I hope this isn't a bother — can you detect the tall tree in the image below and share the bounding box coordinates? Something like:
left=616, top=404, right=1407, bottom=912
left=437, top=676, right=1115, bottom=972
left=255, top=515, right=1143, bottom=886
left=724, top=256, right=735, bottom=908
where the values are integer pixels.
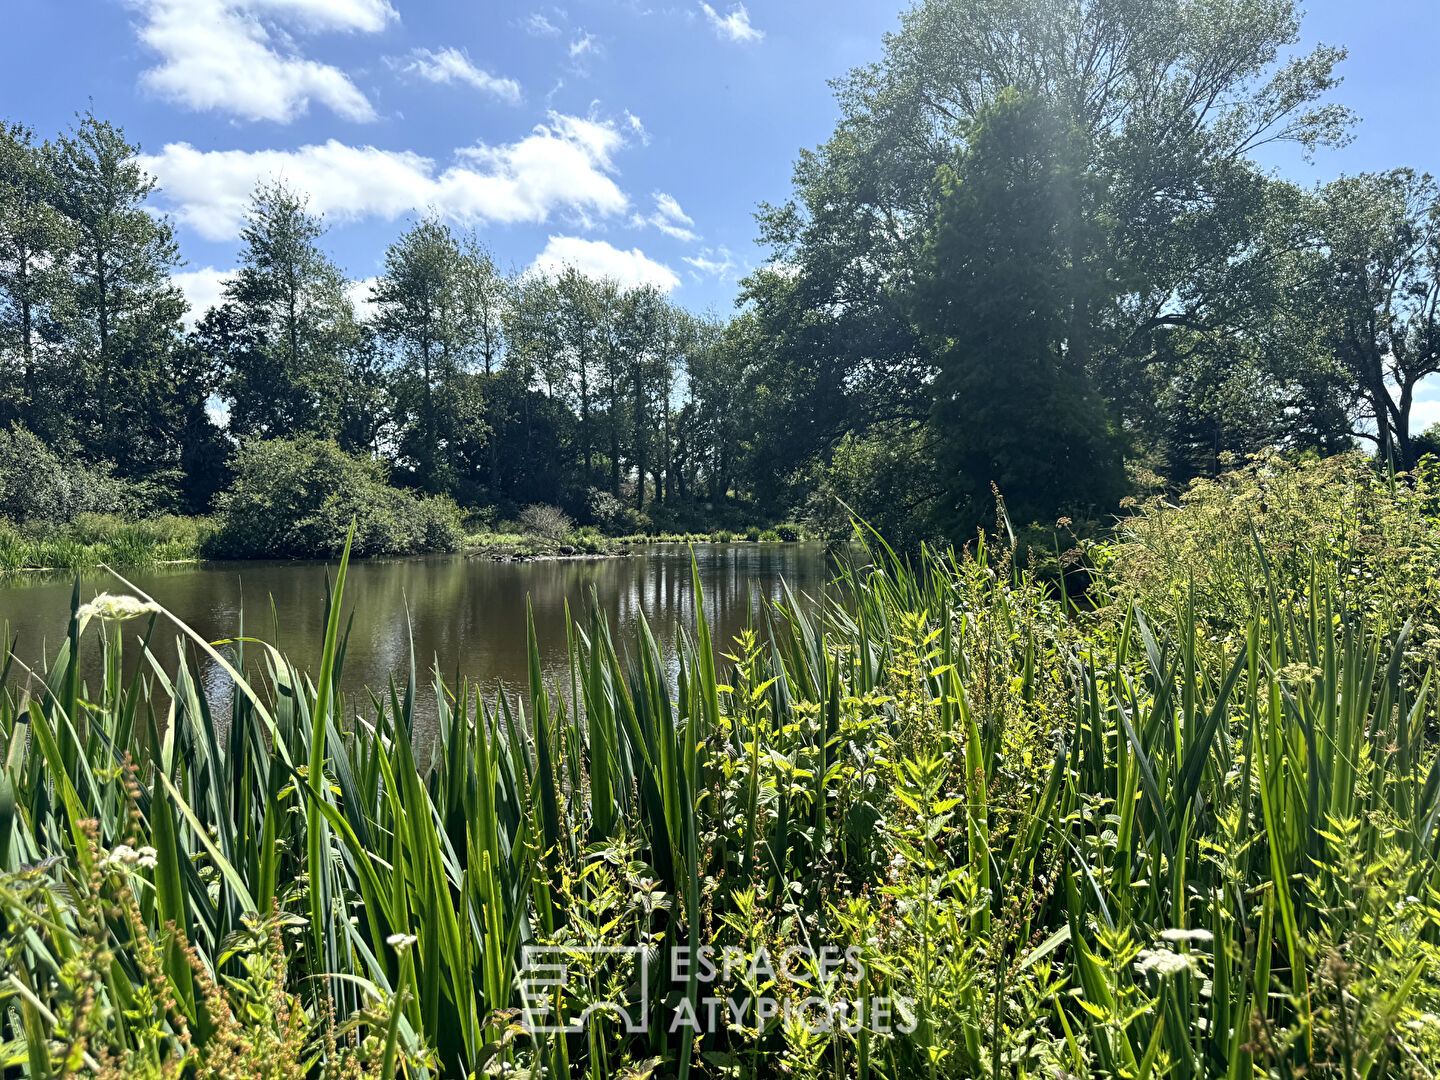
left=0, top=123, right=73, bottom=434
left=1302, top=170, right=1440, bottom=468
left=686, top=314, right=755, bottom=503
left=371, top=216, right=463, bottom=491
left=595, top=277, right=629, bottom=498
left=753, top=0, right=1354, bottom=501
left=554, top=266, right=603, bottom=479
left=914, top=92, right=1125, bottom=532
left=54, top=111, right=187, bottom=471
left=221, top=180, right=357, bottom=442
left=618, top=285, right=667, bottom=511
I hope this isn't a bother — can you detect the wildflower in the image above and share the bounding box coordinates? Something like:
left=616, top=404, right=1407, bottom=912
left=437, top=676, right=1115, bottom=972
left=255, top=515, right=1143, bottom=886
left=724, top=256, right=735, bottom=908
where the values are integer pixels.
left=1135, top=948, right=1198, bottom=977
left=1160, top=927, right=1214, bottom=944
left=78, top=594, right=162, bottom=623
left=387, top=933, right=418, bottom=949
left=101, top=843, right=148, bottom=869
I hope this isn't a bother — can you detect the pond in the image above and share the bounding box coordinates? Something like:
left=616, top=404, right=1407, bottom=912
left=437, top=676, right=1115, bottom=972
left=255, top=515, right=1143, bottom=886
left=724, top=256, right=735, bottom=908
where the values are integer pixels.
left=0, top=543, right=849, bottom=747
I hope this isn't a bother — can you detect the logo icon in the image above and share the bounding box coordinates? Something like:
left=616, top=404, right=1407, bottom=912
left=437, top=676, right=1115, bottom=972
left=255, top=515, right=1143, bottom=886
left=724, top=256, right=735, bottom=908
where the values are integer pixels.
left=519, top=945, right=652, bottom=1034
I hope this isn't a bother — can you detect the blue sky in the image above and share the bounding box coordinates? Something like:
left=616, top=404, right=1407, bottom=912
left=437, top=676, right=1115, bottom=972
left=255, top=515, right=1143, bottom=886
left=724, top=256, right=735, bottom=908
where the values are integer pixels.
left=4, top=0, right=1440, bottom=425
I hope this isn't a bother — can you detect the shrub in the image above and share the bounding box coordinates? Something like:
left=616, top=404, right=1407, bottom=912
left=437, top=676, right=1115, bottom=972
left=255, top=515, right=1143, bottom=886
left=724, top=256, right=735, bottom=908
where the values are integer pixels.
left=517, top=503, right=574, bottom=545
left=587, top=488, right=624, bottom=531
left=1101, top=449, right=1440, bottom=646
left=775, top=522, right=804, bottom=542
left=804, top=420, right=941, bottom=550
left=587, top=487, right=650, bottom=535
left=744, top=524, right=762, bottom=542
left=210, top=437, right=463, bottom=559
left=0, top=513, right=213, bottom=570
left=570, top=526, right=610, bottom=554
left=0, top=423, right=141, bottom=523
left=1416, top=421, right=1440, bottom=461
left=759, top=528, right=781, bottom=542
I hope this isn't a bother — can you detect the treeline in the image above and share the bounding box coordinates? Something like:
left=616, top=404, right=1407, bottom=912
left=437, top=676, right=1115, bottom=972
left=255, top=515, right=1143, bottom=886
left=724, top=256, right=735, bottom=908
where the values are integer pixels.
left=0, top=117, right=757, bottom=528
left=6, top=0, right=1440, bottom=549
left=738, top=0, right=1440, bottom=544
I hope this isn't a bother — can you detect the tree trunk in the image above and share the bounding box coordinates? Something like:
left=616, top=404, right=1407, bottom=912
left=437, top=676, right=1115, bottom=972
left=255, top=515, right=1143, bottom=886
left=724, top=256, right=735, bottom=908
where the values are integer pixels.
left=633, top=367, right=646, bottom=512
left=580, top=362, right=592, bottom=476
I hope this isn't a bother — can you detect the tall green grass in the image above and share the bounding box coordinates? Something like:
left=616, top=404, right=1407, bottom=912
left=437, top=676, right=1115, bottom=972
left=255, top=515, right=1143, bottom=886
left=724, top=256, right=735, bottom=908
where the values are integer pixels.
left=0, top=513, right=211, bottom=572
left=2, top=495, right=1439, bottom=1076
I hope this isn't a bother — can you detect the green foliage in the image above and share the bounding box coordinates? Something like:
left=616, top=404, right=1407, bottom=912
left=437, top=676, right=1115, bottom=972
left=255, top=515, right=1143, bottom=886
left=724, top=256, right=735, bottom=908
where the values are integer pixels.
left=218, top=180, right=366, bottom=446
left=804, top=420, right=939, bottom=549
left=209, top=436, right=463, bottom=559
left=0, top=512, right=210, bottom=571
left=915, top=92, right=1126, bottom=536
left=4, top=453, right=1439, bottom=1079
left=1103, top=449, right=1440, bottom=645
left=0, top=423, right=140, bottom=523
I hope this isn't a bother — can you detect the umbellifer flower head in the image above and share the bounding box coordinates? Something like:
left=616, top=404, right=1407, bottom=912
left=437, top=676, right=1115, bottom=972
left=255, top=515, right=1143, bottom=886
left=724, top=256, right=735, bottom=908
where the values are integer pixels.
left=1135, top=948, right=1199, bottom=977
left=78, top=594, right=162, bottom=623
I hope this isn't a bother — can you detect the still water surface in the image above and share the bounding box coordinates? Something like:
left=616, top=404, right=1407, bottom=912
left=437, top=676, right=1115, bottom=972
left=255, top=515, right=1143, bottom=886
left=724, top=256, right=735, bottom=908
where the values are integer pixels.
left=0, top=544, right=843, bottom=744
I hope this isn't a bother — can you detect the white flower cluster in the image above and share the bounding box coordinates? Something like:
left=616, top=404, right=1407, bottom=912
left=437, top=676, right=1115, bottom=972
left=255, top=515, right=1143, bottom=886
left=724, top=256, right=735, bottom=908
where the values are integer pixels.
left=78, top=594, right=163, bottom=623
left=101, top=843, right=158, bottom=871
left=1134, top=927, right=1213, bottom=977
left=1135, top=948, right=1198, bottom=977
left=1159, top=927, right=1214, bottom=944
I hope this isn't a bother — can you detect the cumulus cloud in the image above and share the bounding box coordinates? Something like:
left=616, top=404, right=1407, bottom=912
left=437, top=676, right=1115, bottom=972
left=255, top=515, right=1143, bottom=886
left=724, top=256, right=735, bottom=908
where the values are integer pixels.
left=138, top=112, right=632, bottom=240
left=396, top=47, right=521, bottom=102
left=125, top=0, right=394, bottom=123
left=172, top=266, right=232, bottom=328
left=530, top=236, right=680, bottom=292
left=632, top=192, right=698, bottom=242
left=699, top=2, right=763, bottom=43
left=683, top=246, right=738, bottom=280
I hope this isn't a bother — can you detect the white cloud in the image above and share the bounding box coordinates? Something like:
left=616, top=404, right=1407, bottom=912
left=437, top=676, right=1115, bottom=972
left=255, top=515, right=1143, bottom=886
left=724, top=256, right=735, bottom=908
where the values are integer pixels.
left=1412, top=385, right=1440, bottom=434
left=175, top=265, right=379, bottom=326
left=525, top=12, right=560, bottom=35
left=569, top=31, right=598, bottom=60
left=699, top=2, right=763, bottom=43
left=243, top=0, right=394, bottom=32
left=173, top=266, right=233, bottom=328
left=347, top=276, right=380, bottom=322
left=139, top=112, right=632, bottom=240
left=530, top=235, right=680, bottom=292
left=684, top=246, right=738, bottom=280
left=623, top=110, right=649, bottom=144
left=126, top=0, right=393, bottom=123
left=397, top=47, right=521, bottom=103
left=632, top=191, right=698, bottom=242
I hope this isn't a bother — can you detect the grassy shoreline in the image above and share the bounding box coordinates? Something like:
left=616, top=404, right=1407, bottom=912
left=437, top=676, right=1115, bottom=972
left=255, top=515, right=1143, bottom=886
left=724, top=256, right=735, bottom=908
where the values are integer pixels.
left=0, top=513, right=213, bottom=572
left=0, top=514, right=815, bottom=572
